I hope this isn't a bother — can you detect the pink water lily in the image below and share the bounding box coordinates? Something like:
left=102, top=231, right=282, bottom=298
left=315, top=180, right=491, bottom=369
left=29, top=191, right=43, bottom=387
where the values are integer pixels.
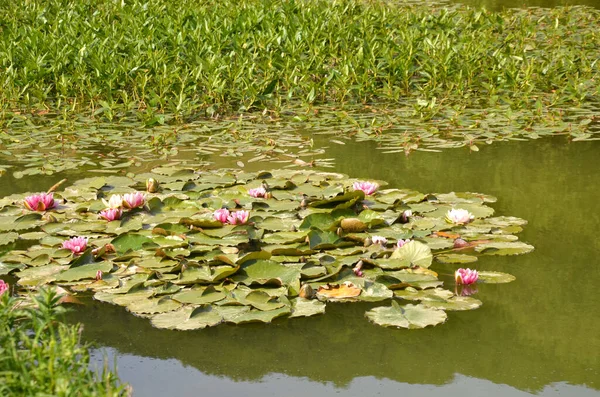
left=396, top=239, right=411, bottom=249
left=123, top=192, right=146, bottom=209
left=227, top=210, right=250, bottom=225
left=446, top=208, right=474, bottom=225
left=455, top=268, right=479, bottom=285
left=401, top=209, right=413, bottom=223
left=214, top=208, right=230, bottom=223
left=353, top=181, right=379, bottom=195
left=371, top=235, right=388, bottom=247
left=248, top=187, right=267, bottom=198
left=95, top=270, right=103, bottom=281
left=0, top=280, right=8, bottom=296
left=62, top=237, right=88, bottom=254
left=99, top=208, right=123, bottom=221
left=102, top=194, right=123, bottom=209
left=24, top=192, right=57, bottom=211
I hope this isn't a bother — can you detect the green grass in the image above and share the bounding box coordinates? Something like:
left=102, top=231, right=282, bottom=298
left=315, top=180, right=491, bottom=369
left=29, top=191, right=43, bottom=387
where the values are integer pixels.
left=0, top=0, right=598, bottom=119
left=0, top=288, right=129, bottom=396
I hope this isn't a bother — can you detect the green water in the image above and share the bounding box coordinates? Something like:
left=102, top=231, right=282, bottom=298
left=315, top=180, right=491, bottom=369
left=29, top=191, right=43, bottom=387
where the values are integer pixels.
left=57, top=136, right=599, bottom=396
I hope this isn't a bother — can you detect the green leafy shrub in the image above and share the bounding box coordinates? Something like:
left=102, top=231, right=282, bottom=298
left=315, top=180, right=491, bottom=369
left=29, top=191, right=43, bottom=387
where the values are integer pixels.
left=0, top=288, right=130, bottom=396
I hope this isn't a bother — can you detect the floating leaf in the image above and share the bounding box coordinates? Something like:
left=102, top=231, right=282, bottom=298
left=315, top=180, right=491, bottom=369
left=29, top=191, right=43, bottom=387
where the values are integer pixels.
left=365, top=301, right=447, bottom=329
left=290, top=297, right=326, bottom=318
left=390, top=241, right=433, bottom=268
left=435, top=254, right=478, bottom=264
left=423, top=296, right=483, bottom=311
left=477, top=271, right=516, bottom=283
left=475, top=241, right=534, bottom=256
left=316, top=282, right=362, bottom=301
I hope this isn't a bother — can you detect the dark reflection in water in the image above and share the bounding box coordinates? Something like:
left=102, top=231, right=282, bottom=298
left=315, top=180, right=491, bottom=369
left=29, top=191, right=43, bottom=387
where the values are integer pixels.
left=65, top=136, right=599, bottom=395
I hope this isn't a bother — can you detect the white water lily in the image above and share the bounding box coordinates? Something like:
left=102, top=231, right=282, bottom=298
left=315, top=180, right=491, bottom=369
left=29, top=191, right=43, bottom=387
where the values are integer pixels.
left=445, top=208, right=474, bottom=225
left=102, top=194, right=123, bottom=209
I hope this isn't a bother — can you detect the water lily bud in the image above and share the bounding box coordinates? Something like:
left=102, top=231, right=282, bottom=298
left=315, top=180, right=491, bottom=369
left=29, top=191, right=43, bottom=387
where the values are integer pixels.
left=353, top=260, right=364, bottom=277
left=336, top=227, right=344, bottom=237
left=299, top=284, right=315, bottom=299
left=454, top=238, right=469, bottom=248
left=300, top=198, right=308, bottom=208
left=146, top=178, right=160, bottom=193
left=95, top=270, right=103, bottom=281
left=364, top=237, right=373, bottom=247
left=42, top=213, right=58, bottom=223
left=401, top=210, right=413, bottom=223
left=264, top=192, right=272, bottom=199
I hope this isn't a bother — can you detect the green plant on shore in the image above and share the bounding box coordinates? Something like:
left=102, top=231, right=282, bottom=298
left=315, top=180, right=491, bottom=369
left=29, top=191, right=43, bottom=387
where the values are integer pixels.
left=0, top=0, right=598, bottom=117
left=0, top=287, right=130, bottom=396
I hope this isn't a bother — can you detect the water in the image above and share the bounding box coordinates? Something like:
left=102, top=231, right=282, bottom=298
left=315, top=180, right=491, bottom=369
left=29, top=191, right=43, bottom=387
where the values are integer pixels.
left=62, top=135, right=600, bottom=396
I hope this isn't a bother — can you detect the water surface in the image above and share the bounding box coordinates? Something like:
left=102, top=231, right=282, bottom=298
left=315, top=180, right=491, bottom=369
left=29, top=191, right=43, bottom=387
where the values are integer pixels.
left=62, top=136, right=600, bottom=396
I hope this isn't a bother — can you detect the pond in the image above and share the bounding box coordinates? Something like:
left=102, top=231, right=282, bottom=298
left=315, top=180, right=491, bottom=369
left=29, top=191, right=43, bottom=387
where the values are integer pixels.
left=0, top=0, right=598, bottom=394
left=38, top=134, right=595, bottom=396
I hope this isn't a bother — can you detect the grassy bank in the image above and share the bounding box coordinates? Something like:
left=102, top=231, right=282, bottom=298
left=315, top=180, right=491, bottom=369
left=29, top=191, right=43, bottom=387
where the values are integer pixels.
left=0, top=0, right=598, bottom=119
left=0, top=288, right=129, bottom=396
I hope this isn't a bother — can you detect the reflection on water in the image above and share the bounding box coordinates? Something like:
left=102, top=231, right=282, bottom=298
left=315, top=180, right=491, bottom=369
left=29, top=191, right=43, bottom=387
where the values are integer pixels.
left=60, top=136, right=600, bottom=396
left=91, top=348, right=598, bottom=397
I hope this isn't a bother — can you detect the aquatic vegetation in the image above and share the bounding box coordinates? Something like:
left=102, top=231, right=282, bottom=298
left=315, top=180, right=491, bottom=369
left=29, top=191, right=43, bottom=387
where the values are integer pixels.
left=62, top=237, right=88, bottom=255
left=248, top=187, right=267, bottom=198
left=0, top=289, right=129, bottom=395
left=446, top=209, right=475, bottom=225
left=123, top=192, right=146, bottom=209
left=227, top=210, right=250, bottom=225
left=353, top=181, right=379, bottom=195
left=0, top=280, right=7, bottom=295
left=146, top=178, right=160, bottom=193
left=214, top=209, right=231, bottom=223
left=23, top=193, right=57, bottom=212
left=0, top=168, right=533, bottom=330
left=371, top=236, right=388, bottom=247
left=396, top=239, right=411, bottom=249
left=102, top=194, right=124, bottom=209
left=455, top=268, right=479, bottom=285
left=99, top=208, right=123, bottom=221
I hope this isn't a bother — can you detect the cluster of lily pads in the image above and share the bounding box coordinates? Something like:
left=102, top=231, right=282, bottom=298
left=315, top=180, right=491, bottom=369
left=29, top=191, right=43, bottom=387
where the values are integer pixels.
left=0, top=168, right=533, bottom=330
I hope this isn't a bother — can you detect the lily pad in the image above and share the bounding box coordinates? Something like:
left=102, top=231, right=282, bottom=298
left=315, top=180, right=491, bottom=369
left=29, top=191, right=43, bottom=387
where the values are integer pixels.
left=477, top=271, right=516, bottom=283
left=365, top=301, right=447, bottom=329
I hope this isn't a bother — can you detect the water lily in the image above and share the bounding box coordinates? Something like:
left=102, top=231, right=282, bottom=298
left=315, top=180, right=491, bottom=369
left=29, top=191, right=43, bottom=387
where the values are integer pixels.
left=455, top=268, right=479, bottom=285
left=353, top=260, right=364, bottom=277
left=227, top=210, right=250, bottom=225
left=102, top=194, right=123, bottom=209
left=353, top=181, right=378, bottom=195
left=99, top=208, right=123, bottom=221
left=24, top=192, right=57, bottom=211
left=213, top=208, right=230, bottom=223
left=248, top=187, right=267, bottom=198
left=123, top=192, right=145, bottom=209
left=62, top=237, right=88, bottom=254
left=371, top=235, right=388, bottom=247
left=396, top=239, right=411, bottom=249
left=95, top=270, right=103, bottom=281
left=0, top=280, right=8, bottom=296
left=401, top=209, right=413, bottom=223
left=445, top=208, right=474, bottom=225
